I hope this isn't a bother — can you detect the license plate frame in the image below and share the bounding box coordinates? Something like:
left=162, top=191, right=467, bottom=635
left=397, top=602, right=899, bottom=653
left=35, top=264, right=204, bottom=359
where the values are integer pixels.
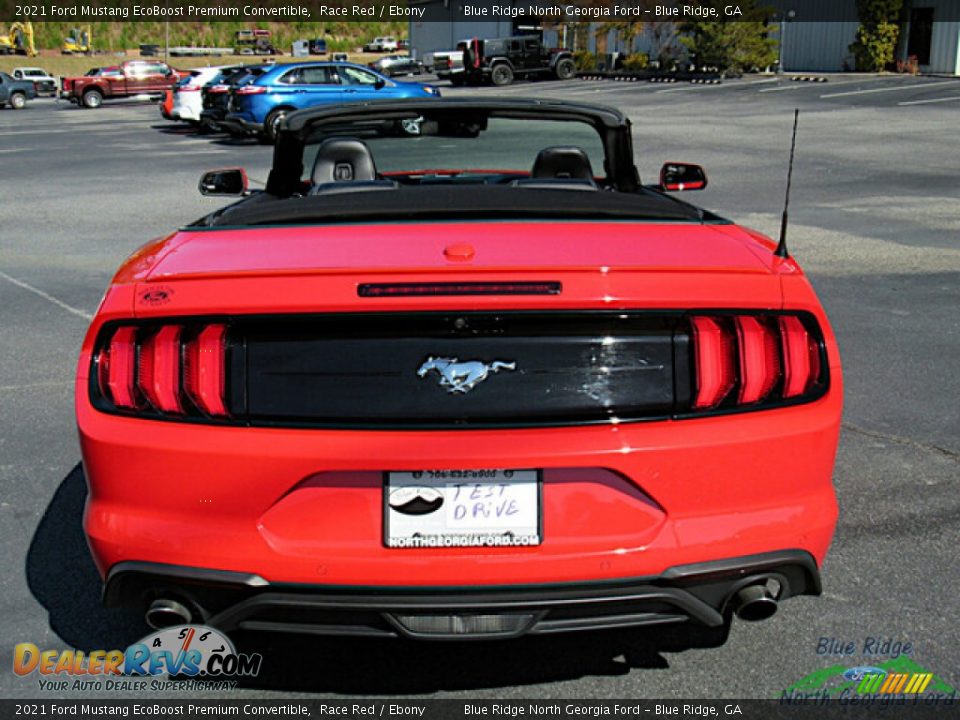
left=383, top=469, right=543, bottom=549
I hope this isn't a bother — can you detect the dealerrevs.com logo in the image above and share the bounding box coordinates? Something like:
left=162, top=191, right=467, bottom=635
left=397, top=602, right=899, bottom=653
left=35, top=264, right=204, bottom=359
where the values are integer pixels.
left=14, top=625, right=262, bottom=692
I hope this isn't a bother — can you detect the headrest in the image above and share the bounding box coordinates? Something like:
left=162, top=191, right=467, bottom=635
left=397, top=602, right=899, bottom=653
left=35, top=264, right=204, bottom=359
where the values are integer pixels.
left=531, top=146, right=594, bottom=180
left=311, top=137, right=377, bottom=184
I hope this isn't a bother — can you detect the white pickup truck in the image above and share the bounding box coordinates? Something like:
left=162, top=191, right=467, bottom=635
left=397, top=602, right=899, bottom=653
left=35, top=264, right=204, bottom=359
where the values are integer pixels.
left=422, top=40, right=471, bottom=73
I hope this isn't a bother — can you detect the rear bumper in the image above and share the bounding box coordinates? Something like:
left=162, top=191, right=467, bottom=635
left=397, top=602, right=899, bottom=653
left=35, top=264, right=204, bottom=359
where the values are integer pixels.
left=81, top=392, right=840, bottom=586
left=199, top=109, right=224, bottom=128
left=221, top=113, right=263, bottom=135
left=105, top=550, right=821, bottom=639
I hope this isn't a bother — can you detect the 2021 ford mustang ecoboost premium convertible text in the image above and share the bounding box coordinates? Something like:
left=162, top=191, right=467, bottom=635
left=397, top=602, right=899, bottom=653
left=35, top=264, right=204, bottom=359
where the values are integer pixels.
left=77, top=99, right=841, bottom=642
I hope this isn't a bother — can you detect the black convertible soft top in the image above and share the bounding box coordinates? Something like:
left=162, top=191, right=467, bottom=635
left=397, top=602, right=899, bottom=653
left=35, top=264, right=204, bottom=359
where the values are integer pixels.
left=266, top=98, right=641, bottom=196
left=202, top=184, right=720, bottom=228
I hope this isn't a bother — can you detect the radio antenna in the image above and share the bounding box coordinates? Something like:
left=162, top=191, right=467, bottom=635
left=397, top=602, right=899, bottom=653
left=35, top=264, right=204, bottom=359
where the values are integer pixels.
left=775, top=109, right=800, bottom=259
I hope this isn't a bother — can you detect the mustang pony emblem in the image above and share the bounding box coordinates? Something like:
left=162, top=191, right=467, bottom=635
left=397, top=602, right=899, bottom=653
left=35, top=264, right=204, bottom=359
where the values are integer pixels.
left=417, top=357, right=516, bottom=394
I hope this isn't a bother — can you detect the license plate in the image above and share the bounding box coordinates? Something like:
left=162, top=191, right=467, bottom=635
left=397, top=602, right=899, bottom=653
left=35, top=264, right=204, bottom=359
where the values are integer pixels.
left=384, top=470, right=541, bottom=549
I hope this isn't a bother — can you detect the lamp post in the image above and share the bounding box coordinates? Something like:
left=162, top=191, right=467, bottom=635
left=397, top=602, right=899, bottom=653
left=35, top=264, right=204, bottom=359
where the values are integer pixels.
left=164, top=0, right=169, bottom=63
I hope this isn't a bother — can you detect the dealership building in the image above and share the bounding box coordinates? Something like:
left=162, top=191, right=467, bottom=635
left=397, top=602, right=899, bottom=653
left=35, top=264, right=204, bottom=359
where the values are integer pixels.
left=408, top=0, right=960, bottom=75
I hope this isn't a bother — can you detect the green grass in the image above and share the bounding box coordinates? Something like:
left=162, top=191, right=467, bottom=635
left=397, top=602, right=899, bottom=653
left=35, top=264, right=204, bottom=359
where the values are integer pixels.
left=1, top=19, right=404, bottom=54
left=0, top=52, right=387, bottom=79
left=0, top=20, right=405, bottom=77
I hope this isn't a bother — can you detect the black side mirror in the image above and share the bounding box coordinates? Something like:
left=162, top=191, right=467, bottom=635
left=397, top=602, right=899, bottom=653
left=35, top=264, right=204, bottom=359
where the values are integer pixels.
left=374, top=77, right=386, bottom=89
left=660, top=162, right=707, bottom=192
left=199, top=168, right=248, bottom=196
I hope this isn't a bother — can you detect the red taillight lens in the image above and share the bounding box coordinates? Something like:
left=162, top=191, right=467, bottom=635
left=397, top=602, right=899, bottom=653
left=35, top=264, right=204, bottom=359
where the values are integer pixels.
left=691, top=317, right=736, bottom=409
left=138, top=325, right=183, bottom=413
left=179, top=85, right=201, bottom=92
left=96, top=326, right=138, bottom=409
left=779, top=316, right=821, bottom=398
left=235, top=85, right=266, bottom=95
left=736, top=316, right=781, bottom=404
left=209, top=84, right=229, bottom=93
left=692, top=313, right=823, bottom=410
left=184, top=324, right=228, bottom=416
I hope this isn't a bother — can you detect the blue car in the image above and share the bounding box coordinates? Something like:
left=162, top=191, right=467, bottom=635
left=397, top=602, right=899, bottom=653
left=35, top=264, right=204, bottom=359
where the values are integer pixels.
left=222, top=62, right=440, bottom=141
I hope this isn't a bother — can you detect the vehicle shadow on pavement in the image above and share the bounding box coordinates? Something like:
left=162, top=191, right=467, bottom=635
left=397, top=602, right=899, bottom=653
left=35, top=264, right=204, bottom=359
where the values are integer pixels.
left=229, top=629, right=687, bottom=694
left=26, top=465, right=725, bottom=692
left=152, top=124, right=203, bottom=136
left=26, top=463, right=147, bottom=653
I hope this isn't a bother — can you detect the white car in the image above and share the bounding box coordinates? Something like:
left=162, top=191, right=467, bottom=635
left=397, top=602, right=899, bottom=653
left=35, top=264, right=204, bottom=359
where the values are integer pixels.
left=12, top=67, right=56, bottom=95
left=364, top=37, right=399, bottom=53
left=172, top=65, right=239, bottom=123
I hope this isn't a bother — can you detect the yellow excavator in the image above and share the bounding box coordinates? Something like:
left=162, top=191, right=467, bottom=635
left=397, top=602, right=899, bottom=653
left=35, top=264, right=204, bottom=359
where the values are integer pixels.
left=0, top=22, right=38, bottom=57
left=62, top=25, right=93, bottom=54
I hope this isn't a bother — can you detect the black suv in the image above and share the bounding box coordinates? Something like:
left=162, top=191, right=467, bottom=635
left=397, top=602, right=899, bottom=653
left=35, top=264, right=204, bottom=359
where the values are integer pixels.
left=439, top=36, right=576, bottom=87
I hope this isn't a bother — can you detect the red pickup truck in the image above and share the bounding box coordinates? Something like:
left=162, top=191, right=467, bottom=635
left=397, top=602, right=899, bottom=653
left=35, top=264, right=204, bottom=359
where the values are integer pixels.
left=61, top=60, right=187, bottom=108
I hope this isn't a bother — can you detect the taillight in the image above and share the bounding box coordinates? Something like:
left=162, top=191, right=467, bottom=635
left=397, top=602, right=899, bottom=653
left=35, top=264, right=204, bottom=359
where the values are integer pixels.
left=95, top=326, right=138, bottom=409
left=179, top=85, right=201, bottom=92
left=779, top=315, right=821, bottom=398
left=138, top=326, right=183, bottom=413
left=208, top=84, right=229, bottom=93
left=691, top=313, right=824, bottom=411
left=234, top=85, right=266, bottom=95
left=691, top=317, right=736, bottom=409
left=735, top=316, right=780, bottom=404
left=93, top=322, right=230, bottom=419
left=183, top=325, right=228, bottom=416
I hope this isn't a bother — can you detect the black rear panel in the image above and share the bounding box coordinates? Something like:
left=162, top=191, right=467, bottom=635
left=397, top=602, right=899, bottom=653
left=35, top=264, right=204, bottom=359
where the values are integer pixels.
left=235, top=312, right=688, bottom=428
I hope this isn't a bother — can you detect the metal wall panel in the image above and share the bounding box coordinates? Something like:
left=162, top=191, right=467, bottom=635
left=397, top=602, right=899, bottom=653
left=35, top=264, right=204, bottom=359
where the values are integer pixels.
left=782, top=22, right=859, bottom=72
left=925, top=13, right=960, bottom=73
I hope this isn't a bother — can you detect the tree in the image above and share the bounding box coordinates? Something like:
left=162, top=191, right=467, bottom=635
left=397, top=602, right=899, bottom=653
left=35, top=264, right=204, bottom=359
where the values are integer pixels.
left=679, top=0, right=778, bottom=74
left=849, top=0, right=904, bottom=71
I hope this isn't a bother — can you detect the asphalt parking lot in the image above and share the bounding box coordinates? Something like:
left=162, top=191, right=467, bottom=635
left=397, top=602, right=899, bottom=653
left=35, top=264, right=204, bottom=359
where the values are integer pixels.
left=1, top=72, right=958, bottom=700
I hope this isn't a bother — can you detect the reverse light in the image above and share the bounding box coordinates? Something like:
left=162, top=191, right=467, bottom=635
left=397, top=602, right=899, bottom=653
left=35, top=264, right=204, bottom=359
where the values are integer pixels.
left=691, top=313, right=824, bottom=411
left=93, top=322, right=230, bottom=420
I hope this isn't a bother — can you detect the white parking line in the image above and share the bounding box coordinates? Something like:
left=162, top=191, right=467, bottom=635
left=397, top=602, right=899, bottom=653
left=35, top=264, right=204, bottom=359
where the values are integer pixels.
left=657, top=83, right=737, bottom=94
left=758, top=77, right=884, bottom=93
left=898, top=95, right=960, bottom=106
left=0, top=270, right=93, bottom=321
left=821, top=80, right=960, bottom=98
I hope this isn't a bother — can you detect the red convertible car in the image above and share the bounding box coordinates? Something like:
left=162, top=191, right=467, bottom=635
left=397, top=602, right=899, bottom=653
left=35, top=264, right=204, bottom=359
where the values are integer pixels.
left=77, top=99, right=841, bottom=642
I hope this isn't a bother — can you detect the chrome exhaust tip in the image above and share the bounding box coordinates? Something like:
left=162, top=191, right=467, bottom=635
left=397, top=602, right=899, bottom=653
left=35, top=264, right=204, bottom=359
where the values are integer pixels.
left=145, top=598, right=193, bottom=629
left=732, top=584, right=778, bottom=622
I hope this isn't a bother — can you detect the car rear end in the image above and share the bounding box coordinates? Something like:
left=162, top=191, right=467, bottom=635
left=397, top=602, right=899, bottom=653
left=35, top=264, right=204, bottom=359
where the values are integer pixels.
left=199, top=71, right=238, bottom=131
left=20, top=70, right=56, bottom=96
left=77, top=220, right=840, bottom=640
left=220, top=66, right=276, bottom=136
left=59, top=76, right=78, bottom=103
left=170, top=70, right=208, bottom=122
